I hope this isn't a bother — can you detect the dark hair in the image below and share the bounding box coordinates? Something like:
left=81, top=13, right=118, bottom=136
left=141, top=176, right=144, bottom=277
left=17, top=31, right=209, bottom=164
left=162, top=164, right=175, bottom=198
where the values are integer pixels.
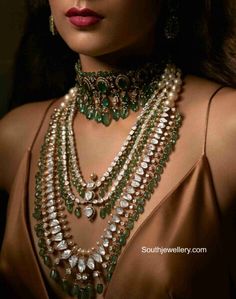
left=9, top=0, right=236, bottom=109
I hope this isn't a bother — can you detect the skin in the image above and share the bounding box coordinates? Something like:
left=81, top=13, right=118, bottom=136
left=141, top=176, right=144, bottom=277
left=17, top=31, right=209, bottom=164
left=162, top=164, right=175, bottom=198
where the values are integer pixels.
left=49, top=0, right=159, bottom=71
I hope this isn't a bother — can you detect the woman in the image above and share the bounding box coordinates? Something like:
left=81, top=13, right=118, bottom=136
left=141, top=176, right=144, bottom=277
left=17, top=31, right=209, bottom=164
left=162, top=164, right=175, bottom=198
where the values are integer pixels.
left=0, top=0, right=236, bottom=298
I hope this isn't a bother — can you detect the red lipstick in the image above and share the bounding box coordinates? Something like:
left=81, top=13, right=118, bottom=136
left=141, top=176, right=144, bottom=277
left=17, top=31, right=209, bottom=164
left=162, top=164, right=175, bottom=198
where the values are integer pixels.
left=66, top=8, right=104, bottom=27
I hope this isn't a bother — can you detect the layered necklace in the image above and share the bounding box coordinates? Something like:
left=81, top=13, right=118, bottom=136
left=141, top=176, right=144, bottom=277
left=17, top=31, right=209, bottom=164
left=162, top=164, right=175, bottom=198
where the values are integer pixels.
left=33, top=61, right=183, bottom=298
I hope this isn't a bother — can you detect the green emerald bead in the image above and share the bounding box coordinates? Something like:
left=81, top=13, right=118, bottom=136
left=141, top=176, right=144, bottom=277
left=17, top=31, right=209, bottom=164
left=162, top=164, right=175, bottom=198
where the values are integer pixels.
left=124, top=229, right=130, bottom=238
left=97, top=81, right=108, bottom=93
left=102, top=98, right=110, bottom=108
left=33, top=208, right=42, bottom=220
left=36, top=228, right=44, bottom=238
left=102, top=113, right=112, bottom=126
left=130, top=101, right=139, bottom=112
left=38, top=238, right=46, bottom=249
left=96, top=283, right=104, bottom=294
left=120, top=107, right=129, bottom=119
left=66, top=203, right=74, bottom=213
left=111, top=255, right=118, bottom=264
left=105, top=204, right=111, bottom=214
left=137, top=204, right=144, bottom=214
left=61, top=279, right=71, bottom=295
left=50, top=269, right=60, bottom=281
left=100, top=207, right=107, bottom=219
left=71, top=284, right=80, bottom=296
left=95, top=111, right=102, bottom=122
left=86, top=109, right=95, bottom=120
left=133, top=212, right=139, bottom=221
left=86, top=284, right=95, bottom=299
left=106, top=271, right=113, bottom=281
left=156, top=166, right=163, bottom=174
left=43, top=255, right=52, bottom=267
left=39, top=248, right=46, bottom=257
left=99, top=188, right=105, bottom=197
left=75, top=207, right=81, bottom=218
left=136, top=198, right=145, bottom=205
left=119, top=234, right=126, bottom=246
left=112, top=109, right=120, bottom=121
left=127, top=220, right=134, bottom=229
left=117, top=77, right=129, bottom=89
left=80, top=287, right=89, bottom=299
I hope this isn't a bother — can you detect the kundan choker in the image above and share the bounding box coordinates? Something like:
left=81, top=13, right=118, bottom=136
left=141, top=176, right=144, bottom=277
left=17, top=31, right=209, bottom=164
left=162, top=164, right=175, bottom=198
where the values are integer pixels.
left=33, top=62, right=183, bottom=298
left=75, top=61, right=165, bottom=126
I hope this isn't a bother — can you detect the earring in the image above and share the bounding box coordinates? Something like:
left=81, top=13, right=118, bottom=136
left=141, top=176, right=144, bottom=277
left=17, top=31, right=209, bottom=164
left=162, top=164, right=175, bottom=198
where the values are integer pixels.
left=49, top=15, right=56, bottom=36
left=164, top=0, right=180, bottom=41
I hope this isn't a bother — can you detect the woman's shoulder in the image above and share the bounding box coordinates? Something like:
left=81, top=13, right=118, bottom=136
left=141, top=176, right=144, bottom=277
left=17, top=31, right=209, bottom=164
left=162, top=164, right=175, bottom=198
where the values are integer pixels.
left=185, top=74, right=236, bottom=211
left=0, top=99, right=57, bottom=193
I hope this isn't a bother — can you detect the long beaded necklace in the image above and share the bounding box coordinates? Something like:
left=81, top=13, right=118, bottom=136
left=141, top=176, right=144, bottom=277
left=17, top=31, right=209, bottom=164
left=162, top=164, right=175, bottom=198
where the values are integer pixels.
left=33, top=62, right=183, bottom=298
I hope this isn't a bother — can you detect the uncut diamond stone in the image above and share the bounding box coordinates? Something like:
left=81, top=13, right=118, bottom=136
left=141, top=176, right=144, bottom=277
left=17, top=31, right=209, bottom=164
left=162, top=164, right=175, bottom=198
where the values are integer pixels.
left=56, top=240, right=67, bottom=250
left=84, top=206, right=95, bottom=218
left=161, top=112, right=169, bottom=117
left=49, top=219, right=60, bottom=227
left=51, top=225, right=61, bottom=235
left=116, top=207, right=124, bottom=215
left=147, top=150, right=154, bottom=156
left=93, top=253, right=103, bottom=263
left=148, top=144, right=155, bottom=151
left=131, top=180, right=140, bottom=188
left=47, top=206, right=56, bottom=213
left=163, top=107, right=170, bottom=112
left=156, top=128, right=163, bottom=134
left=141, top=162, right=148, bottom=169
left=143, top=156, right=150, bottom=163
left=78, top=258, right=86, bottom=273
left=103, top=239, right=109, bottom=247
left=87, top=257, right=95, bottom=270
left=87, top=182, right=95, bottom=190
left=47, top=193, right=55, bottom=200
left=51, top=232, right=63, bottom=242
left=160, top=117, right=168, bottom=123
left=112, top=215, right=120, bottom=223
left=98, top=246, right=106, bottom=256
left=109, top=223, right=116, bottom=232
left=61, top=249, right=71, bottom=259
left=82, top=274, right=88, bottom=280
left=124, top=193, right=132, bottom=201
left=46, top=200, right=55, bottom=207
left=104, top=230, right=112, bottom=239
left=48, top=212, right=57, bottom=219
left=134, top=174, right=142, bottom=182
left=127, top=186, right=135, bottom=194
left=137, top=167, right=144, bottom=175
left=85, top=191, right=94, bottom=201
left=69, top=255, right=78, bottom=268
left=120, top=200, right=129, bottom=208
left=151, top=138, right=159, bottom=145
left=158, top=123, right=166, bottom=129
left=154, top=133, right=161, bottom=139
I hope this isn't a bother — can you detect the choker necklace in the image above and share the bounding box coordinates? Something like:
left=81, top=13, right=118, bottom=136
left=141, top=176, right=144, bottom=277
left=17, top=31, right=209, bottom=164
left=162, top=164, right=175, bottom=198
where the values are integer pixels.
left=75, top=61, right=164, bottom=126
left=33, top=62, right=183, bottom=298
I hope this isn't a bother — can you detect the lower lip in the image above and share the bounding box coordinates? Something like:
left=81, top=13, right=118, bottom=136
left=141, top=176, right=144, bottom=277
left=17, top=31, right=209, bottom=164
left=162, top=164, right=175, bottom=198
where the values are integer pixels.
left=68, top=16, right=103, bottom=27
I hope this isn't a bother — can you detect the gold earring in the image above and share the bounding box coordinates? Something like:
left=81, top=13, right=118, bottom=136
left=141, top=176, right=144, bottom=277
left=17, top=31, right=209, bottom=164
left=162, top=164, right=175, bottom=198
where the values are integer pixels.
left=49, top=15, right=56, bottom=36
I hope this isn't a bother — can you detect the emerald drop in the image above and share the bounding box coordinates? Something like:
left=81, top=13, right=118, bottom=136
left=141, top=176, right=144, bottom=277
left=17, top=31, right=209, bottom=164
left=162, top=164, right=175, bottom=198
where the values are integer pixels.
left=102, top=113, right=112, bottom=126
left=100, top=207, right=107, bottom=219
left=75, top=207, right=81, bottom=218
left=50, top=269, right=60, bottom=281
left=96, top=283, right=104, bottom=294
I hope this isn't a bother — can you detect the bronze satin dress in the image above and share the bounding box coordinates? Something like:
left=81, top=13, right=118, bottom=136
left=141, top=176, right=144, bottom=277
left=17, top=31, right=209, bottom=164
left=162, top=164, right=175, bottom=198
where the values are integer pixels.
left=1, top=86, right=236, bottom=299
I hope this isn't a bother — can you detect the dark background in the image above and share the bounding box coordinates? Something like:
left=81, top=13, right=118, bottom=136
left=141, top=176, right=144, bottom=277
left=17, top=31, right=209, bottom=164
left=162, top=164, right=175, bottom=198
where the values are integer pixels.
left=0, top=1, right=26, bottom=254
left=0, top=0, right=26, bottom=117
